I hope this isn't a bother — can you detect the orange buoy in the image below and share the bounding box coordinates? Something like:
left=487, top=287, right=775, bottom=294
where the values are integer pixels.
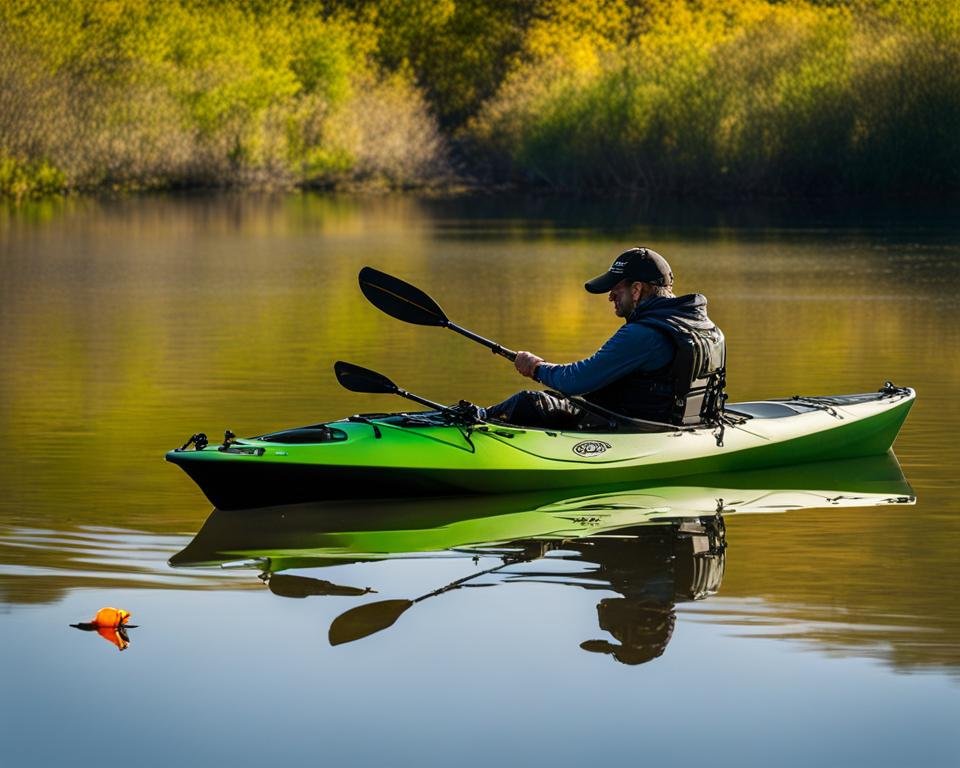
left=90, top=607, right=131, bottom=628
left=70, top=607, right=135, bottom=651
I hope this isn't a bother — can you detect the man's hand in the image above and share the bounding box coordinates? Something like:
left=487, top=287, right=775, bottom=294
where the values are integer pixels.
left=515, top=351, right=544, bottom=379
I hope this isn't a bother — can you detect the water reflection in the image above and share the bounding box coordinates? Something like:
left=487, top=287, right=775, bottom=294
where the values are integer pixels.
left=553, top=518, right=725, bottom=665
left=69, top=622, right=134, bottom=652
left=171, top=455, right=914, bottom=663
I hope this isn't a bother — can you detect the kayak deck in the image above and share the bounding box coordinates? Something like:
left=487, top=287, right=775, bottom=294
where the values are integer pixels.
left=166, top=385, right=915, bottom=510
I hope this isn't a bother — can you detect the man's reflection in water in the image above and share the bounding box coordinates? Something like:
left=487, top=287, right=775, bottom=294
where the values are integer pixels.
left=250, top=516, right=725, bottom=663
left=523, top=517, right=726, bottom=665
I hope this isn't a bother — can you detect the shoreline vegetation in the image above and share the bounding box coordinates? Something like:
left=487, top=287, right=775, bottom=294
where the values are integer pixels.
left=2, top=0, right=958, bottom=201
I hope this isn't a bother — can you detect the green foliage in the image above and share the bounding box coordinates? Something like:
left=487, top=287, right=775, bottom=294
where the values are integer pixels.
left=1, top=0, right=958, bottom=197
left=0, top=0, right=446, bottom=194
left=0, top=155, right=67, bottom=199
left=341, top=0, right=537, bottom=128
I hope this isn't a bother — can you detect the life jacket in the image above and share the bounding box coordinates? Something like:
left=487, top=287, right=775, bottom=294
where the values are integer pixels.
left=584, top=294, right=726, bottom=425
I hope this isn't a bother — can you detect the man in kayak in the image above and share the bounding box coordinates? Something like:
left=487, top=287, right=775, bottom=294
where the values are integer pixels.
left=485, top=247, right=726, bottom=429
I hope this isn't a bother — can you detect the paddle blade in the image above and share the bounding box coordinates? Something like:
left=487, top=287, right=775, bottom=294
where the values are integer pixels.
left=329, top=599, right=413, bottom=646
left=359, top=267, right=448, bottom=327
left=334, top=361, right=398, bottom=394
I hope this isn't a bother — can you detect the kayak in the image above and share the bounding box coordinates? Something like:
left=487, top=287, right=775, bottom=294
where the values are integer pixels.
left=166, top=382, right=914, bottom=511
left=169, top=453, right=914, bottom=572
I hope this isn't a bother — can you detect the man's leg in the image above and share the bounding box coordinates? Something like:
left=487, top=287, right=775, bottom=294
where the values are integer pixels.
left=485, top=390, right=586, bottom=429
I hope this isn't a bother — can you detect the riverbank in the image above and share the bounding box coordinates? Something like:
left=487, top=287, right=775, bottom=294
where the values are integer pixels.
left=2, top=0, right=958, bottom=201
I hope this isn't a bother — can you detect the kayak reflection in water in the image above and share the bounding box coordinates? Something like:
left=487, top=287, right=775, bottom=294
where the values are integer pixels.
left=324, top=518, right=726, bottom=662
left=485, top=247, right=727, bottom=431
left=170, top=454, right=912, bottom=660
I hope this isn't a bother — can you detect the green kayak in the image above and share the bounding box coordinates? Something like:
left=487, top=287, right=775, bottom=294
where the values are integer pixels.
left=166, top=382, right=914, bottom=511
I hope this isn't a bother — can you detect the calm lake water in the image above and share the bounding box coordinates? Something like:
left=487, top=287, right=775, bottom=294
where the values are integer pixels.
left=1, top=194, right=958, bottom=767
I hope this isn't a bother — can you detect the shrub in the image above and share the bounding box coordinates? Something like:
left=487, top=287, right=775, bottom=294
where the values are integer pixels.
left=0, top=0, right=450, bottom=195
left=467, top=0, right=960, bottom=197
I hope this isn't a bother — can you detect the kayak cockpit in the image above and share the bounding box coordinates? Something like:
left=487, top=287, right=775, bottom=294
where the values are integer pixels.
left=258, top=425, right=348, bottom=444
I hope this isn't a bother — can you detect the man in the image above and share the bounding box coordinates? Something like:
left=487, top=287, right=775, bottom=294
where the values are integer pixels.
left=485, top=247, right=726, bottom=429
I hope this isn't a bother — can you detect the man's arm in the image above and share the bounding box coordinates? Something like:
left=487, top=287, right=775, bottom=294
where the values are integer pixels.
left=516, top=324, right=672, bottom=395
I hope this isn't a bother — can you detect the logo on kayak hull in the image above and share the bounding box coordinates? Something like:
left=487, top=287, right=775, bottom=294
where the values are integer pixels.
left=572, top=440, right=612, bottom=457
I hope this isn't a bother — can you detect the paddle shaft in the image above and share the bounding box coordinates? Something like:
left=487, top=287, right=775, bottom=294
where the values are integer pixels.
left=328, top=554, right=537, bottom=644
left=395, top=388, right=449, bottom=412
left=447, top=321, right=517, bottom=362
left=412, top=558, right=520, bottom=604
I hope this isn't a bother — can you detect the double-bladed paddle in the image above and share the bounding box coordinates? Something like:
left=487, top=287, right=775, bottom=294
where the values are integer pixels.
left=358, top=266, right=518, bottom=362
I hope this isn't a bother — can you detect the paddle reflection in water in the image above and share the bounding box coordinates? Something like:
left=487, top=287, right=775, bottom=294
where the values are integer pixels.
left=170, top=454, right=914, bottom=662
left=262, top=574, right=375, bottom=599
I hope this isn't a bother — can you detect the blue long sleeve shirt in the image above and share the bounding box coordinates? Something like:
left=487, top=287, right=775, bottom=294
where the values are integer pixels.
left=533, top=322, right=673, bottom=395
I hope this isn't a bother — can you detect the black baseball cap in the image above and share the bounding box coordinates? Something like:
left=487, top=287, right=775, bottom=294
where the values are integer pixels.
left=584, top=247, right=673, bottom=293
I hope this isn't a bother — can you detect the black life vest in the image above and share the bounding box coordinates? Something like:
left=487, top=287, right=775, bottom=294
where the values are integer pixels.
left=583, top=295, right=727, bottom=426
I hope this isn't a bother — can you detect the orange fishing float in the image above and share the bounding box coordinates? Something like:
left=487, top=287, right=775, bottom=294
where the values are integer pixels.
left=70, top=607, right=136, bottom=651
left=89, top=607, right=131, bottom=627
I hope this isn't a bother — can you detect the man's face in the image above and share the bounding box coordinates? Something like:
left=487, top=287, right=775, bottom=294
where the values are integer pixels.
left=609, top=280, right=642, bottom=318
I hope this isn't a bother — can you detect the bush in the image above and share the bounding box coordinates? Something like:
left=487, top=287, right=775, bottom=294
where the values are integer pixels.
left=466, top=0, right=960, bottom=197
left=0, top=0, right=450, bottom=196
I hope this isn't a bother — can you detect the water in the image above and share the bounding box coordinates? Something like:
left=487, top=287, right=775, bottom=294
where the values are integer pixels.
left=1, top=194, right=958, bottom=767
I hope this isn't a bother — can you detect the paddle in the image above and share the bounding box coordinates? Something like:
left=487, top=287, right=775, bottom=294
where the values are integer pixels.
left=334, top=360, right=449, bottom=412
left=358, top=266, right=518, bottom=362
left=328, top=557, right=521, bottom=646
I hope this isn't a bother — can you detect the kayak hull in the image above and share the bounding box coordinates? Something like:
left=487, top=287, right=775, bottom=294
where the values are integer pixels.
left=166, top=387, right=915, bottom=510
